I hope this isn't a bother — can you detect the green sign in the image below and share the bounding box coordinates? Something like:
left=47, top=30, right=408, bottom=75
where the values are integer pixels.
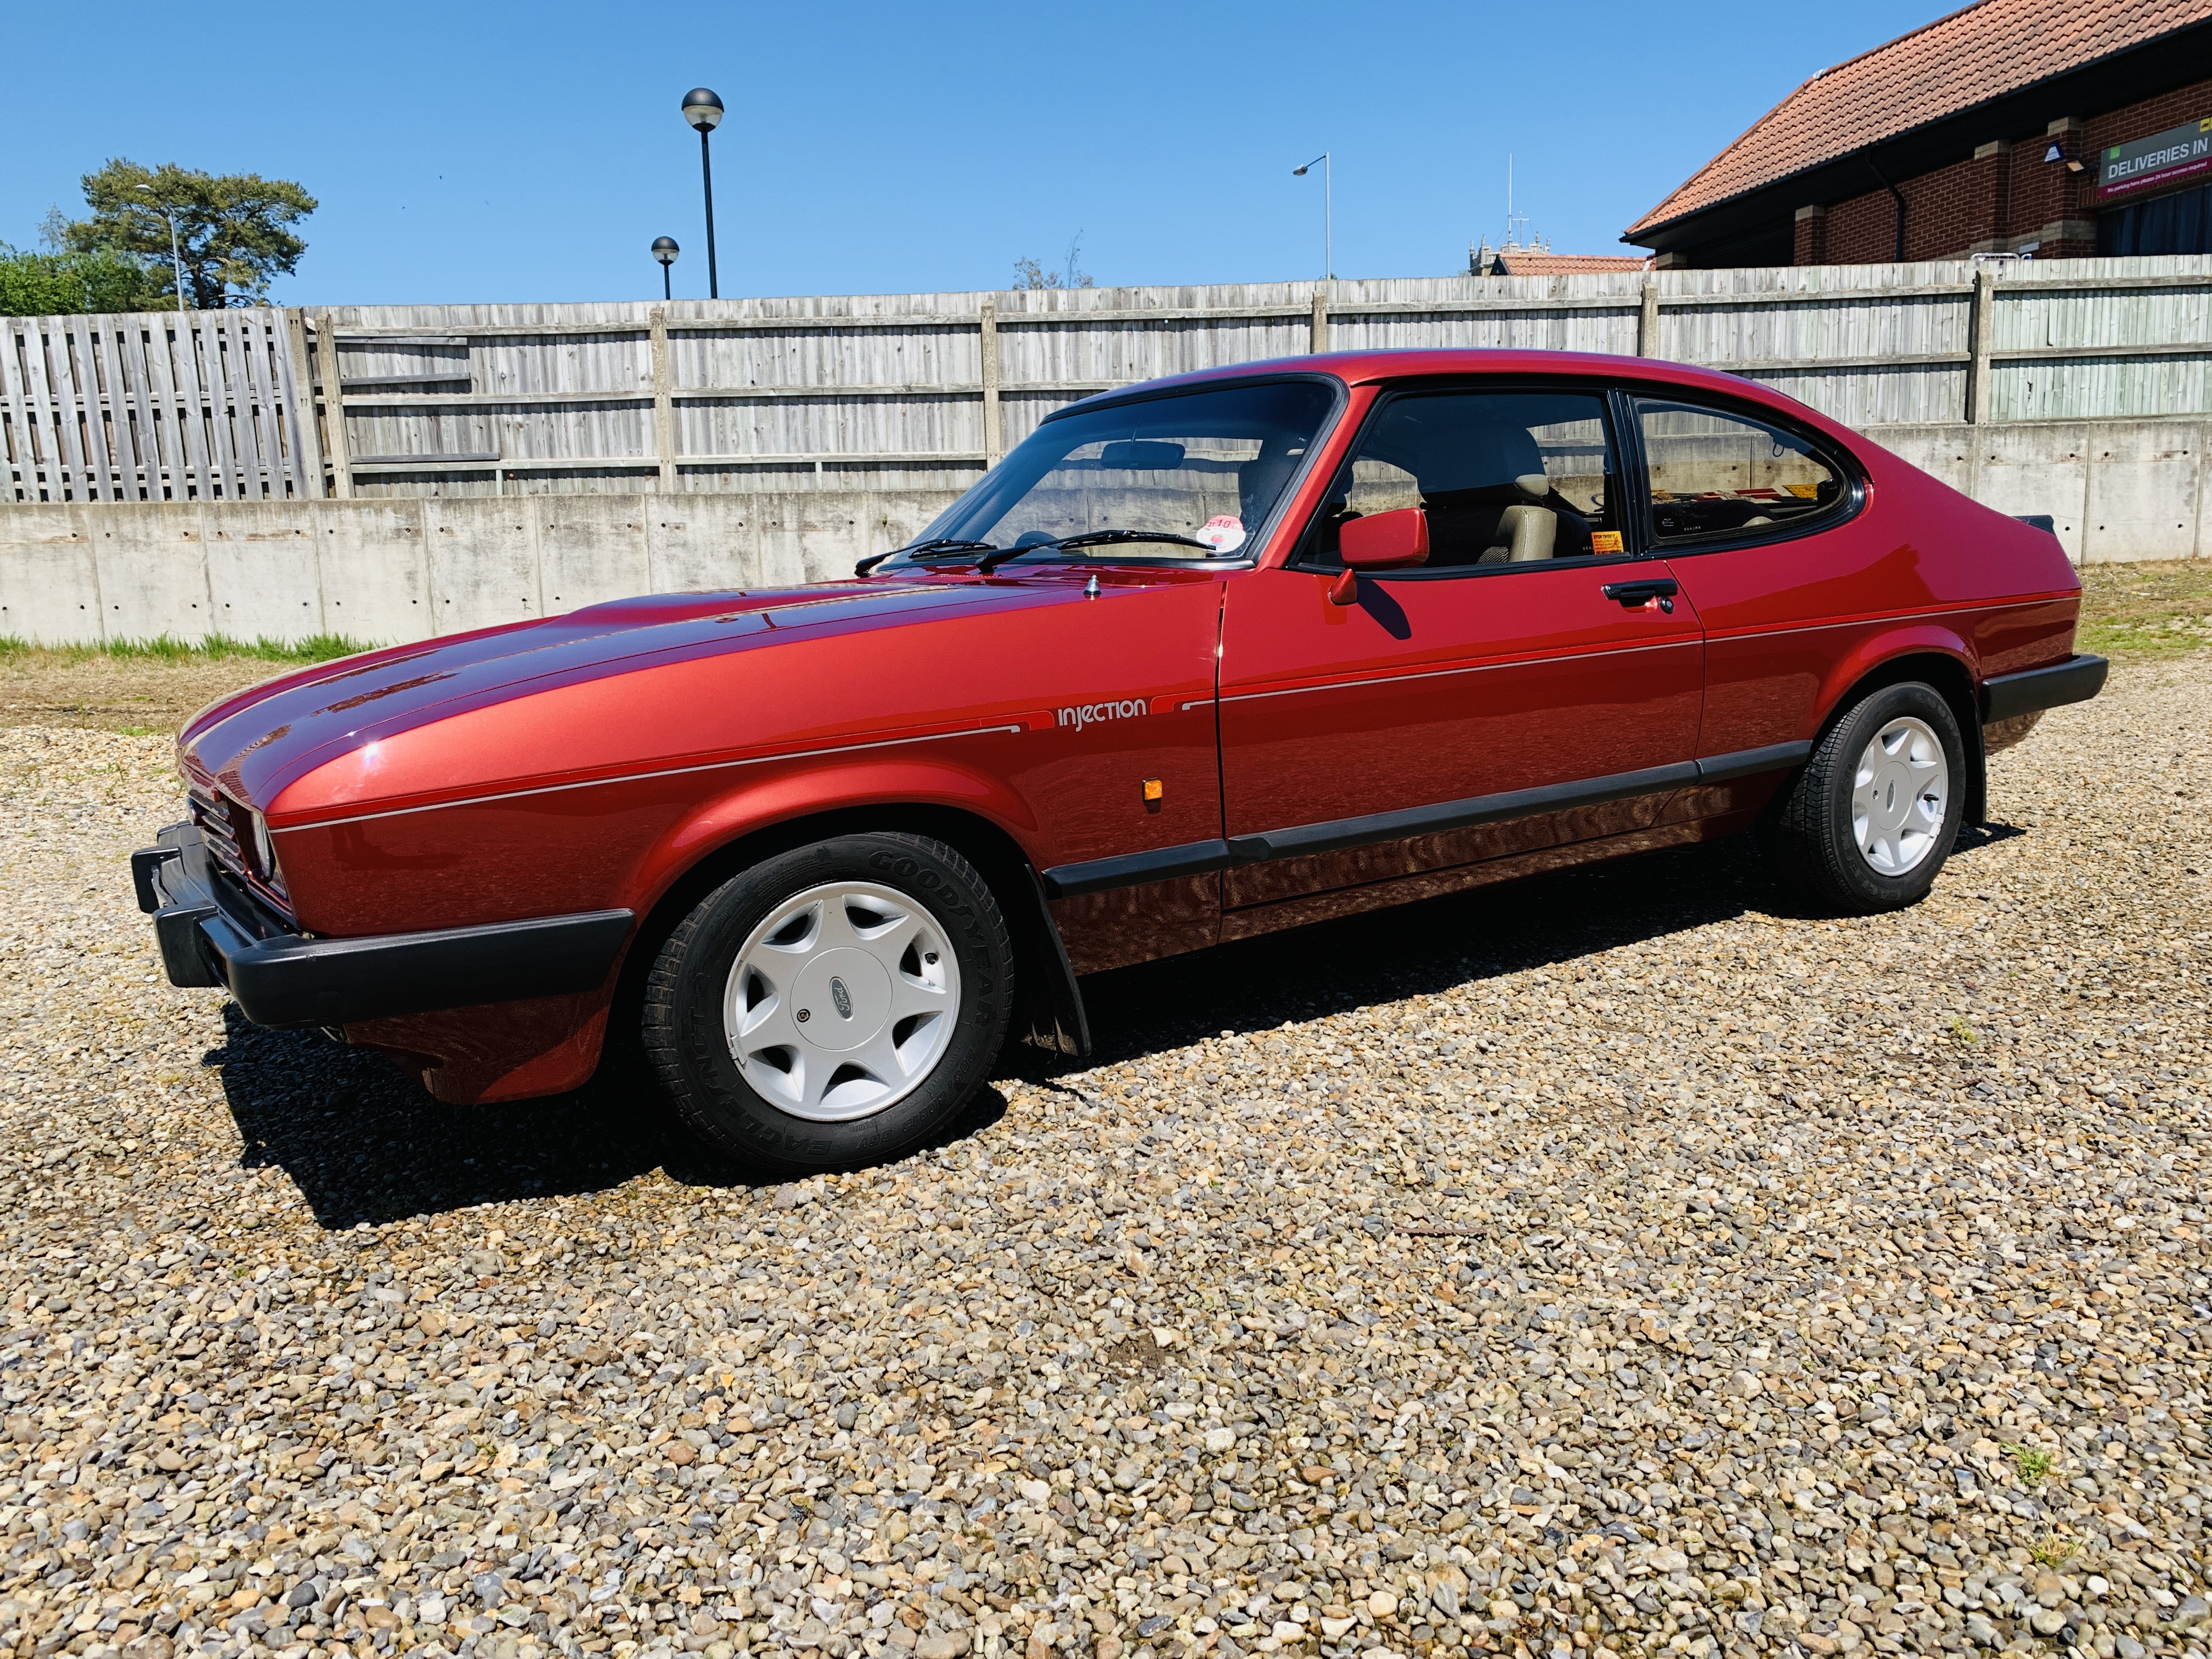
left=2099, top=117, right=2212, bottom=201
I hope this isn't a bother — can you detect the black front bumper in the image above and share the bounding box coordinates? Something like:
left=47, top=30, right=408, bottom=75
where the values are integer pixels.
left=134, top=822, right=633, bottom=1028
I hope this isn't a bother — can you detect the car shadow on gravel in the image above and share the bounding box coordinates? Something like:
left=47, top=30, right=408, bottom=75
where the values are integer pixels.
left=211, top=822, right=2022, bottom=1221
left=1038, top=822, right=2027, bottom=1071
left=205, top=1007, right=1010, bottom=1229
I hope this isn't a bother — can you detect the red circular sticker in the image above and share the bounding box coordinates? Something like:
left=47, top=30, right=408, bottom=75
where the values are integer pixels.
left=1197, top=515, right=1247, bottom=553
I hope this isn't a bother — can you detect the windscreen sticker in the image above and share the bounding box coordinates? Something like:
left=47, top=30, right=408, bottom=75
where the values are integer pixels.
left=1197, top=515, right=1246, bottom=553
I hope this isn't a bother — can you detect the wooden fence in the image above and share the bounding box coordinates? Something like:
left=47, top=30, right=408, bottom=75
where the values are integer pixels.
left=12, top=253, right=2212, bottom=504
left=1, top=310, right=318, bottom=504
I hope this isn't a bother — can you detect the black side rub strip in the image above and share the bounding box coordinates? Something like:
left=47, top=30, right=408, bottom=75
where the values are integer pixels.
left=1982, top=653, right=2108, bottom=725
left=136, top=821, right=633, bottom=1028
left=1039, top=742, right=1817, bottom=898
left=1039, top=839, right=1238, bottom=898
left=1227, top=760, right=1700, bottom=864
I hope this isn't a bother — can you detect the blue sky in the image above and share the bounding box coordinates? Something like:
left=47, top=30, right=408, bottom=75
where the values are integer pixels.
left=5, top=0, right=1953, bottom=306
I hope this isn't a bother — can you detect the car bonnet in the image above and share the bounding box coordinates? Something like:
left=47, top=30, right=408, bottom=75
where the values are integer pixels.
left=184, top=578, right=1055, bottom=816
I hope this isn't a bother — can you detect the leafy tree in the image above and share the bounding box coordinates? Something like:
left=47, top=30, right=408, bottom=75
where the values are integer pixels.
left=0, top=244, right=163, bottom=315
left=61, top=159, right=314, bottom=309
left=1013, top=232, right=1094, bottom=291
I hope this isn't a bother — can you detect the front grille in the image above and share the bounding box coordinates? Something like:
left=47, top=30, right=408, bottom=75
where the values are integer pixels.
left=188, top=781, right=251, bottom=883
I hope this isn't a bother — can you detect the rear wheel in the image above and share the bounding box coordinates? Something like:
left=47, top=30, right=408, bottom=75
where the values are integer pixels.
left=1759, top=681, right=1964, bottom=914
left=642, top=832, right=1013, bottom=1172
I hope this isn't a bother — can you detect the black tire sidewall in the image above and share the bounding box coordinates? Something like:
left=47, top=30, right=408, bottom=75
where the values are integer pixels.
left=1813, top=682, right=1965, bottom=910
left=648, top=834, right=1012, bottom=1172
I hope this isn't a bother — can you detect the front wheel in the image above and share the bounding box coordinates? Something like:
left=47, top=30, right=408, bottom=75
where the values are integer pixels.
left=1758, top=681, right=1965, bottom=915
left=642, top=832, right=1014, bottom=1173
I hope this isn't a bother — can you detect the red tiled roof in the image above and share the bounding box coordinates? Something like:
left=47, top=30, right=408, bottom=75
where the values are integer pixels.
left=1627, top=0, right=2212, bottom=236
left=1493, top=252, right=1652, bottom=274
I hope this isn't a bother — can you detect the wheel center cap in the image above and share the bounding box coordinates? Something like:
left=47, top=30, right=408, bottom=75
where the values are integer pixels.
left=792, top=949, right=891, bottom=1052
left=1871, top=760, right=1915, bottom=828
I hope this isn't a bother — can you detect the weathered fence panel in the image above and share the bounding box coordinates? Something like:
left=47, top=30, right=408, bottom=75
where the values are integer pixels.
left=1, top=310, right=313, bottom=503
left=15, top=256, right=2212, bottom=505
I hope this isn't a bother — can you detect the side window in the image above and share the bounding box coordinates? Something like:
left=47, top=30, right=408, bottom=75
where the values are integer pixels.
left=1302, top=389, right=1623, bottom=569
left=1633, top=398, right=1848, bottom=545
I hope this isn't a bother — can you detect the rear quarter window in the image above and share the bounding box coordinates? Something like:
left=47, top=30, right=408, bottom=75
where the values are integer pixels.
left=1633, top=396, right=1854, bottom=548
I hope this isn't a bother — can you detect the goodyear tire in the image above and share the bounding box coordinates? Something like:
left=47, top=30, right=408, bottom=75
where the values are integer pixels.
left=1758, top=681, right=1965, bottom=915
left=642, top=832, right=1013, bottom=1173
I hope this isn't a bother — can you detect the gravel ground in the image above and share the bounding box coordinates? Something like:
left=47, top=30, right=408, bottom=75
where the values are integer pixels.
left=0, top=653, right=2207, bottom=1659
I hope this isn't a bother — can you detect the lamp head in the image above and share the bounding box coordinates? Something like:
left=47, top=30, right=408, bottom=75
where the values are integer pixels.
left=681, top=88, right=725, bottom=132
left=1292, top=165, right=1309, bottom=176
left=652, top=236, right=680, bottom=266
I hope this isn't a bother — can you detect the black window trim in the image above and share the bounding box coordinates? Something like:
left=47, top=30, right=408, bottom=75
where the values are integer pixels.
left=1283, top=374, right=1651, bottom=583
left=1620, top=386, right=1867, bottom=558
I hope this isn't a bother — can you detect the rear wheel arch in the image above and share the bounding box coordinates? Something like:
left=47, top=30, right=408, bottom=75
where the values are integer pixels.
left=611, top=802, right=1086, bottom=1074
left=1813, top=646, right=1985, bottom=827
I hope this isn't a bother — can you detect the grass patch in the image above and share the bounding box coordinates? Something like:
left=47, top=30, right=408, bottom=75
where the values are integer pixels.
left=2027, top=1532, right=2078, bottom=1567
left=0, top=632, right=373, bottom=667
left=2078, top=560, right=2212, bottom=657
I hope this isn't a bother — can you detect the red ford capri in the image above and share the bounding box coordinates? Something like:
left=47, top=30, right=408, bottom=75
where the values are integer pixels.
left=136, top=349, right=2105, bottom=1172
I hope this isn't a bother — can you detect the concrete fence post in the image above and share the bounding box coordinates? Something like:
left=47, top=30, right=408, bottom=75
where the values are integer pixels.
left=314, top=315, right=353, bottom=500
left=1638, top=280, right=1661, bottom=357
left=1310, top=288, right=1329, bottom=354
left=650, top=308, right=678, bottom=493
left=979, top=297, right=1002, bottom=465
left=1966, top=268, right=1996, bottom=425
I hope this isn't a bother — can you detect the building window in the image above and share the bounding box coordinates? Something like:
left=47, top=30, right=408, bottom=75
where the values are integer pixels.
left=2098, top=182, right=2212, bottom=256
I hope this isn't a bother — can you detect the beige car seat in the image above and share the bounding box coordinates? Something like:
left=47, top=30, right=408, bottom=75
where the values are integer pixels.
left=1478, top=475, right=1558, bottom=562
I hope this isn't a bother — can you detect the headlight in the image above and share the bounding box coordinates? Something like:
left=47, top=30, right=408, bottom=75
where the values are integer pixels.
left=251, top=811, right=285, bottom=891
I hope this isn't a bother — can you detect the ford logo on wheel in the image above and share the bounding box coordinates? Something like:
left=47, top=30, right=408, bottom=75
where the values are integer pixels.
left=829, top=976, right=853, bottom=1019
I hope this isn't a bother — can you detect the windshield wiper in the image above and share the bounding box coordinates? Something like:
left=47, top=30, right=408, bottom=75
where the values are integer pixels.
left=901, top=538, right=1002, bottom=559
left=974, top=529, right=1219, bottom=573
left=854, top=538, right=1001, bottom=577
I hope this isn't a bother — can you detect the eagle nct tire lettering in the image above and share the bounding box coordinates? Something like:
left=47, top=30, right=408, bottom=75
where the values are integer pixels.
left=134, top=348, right=2106, bottom=1173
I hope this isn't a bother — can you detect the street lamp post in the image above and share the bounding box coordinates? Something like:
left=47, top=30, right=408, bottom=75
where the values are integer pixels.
left=1291, top=153, right=1332, bottom=281
left=651, top=236, right=680, bottom=301
left=135, top=184, right=188, bottom=315
left=681, top=88, right=725, bottom=300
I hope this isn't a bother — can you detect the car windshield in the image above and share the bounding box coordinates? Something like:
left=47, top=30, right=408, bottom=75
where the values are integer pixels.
left=886, top=380, right=1338, bottom=568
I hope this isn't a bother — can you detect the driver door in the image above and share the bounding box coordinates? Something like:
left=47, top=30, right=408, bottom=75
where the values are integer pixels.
left=1215, top=383, right=1705, bottom=919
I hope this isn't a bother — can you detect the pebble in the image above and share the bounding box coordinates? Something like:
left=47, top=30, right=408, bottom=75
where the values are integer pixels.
left=0, top=657, right=2206, bottom=1659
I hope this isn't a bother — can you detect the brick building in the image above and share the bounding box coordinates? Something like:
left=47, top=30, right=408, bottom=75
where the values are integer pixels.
left=1624, top=0, right=2212, bottom=266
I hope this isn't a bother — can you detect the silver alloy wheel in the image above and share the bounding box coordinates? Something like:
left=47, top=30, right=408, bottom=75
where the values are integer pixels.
left=723, top=880, right=961, bottom=1122
left=1850, top=714, right=1949, bottom=876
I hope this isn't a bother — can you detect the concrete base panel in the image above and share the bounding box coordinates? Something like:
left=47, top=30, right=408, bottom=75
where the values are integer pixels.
left=1, top=423, right=2195, bottom=648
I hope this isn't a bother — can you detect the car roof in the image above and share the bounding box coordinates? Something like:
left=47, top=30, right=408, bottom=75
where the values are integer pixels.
left=1053, top=348, right=1848, bottom=441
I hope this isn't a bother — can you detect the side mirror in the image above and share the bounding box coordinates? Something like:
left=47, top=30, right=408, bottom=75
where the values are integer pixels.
left=1339, top=507, right=1430, bottom=569
left=1331, top=508, right=1428, bottom=604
